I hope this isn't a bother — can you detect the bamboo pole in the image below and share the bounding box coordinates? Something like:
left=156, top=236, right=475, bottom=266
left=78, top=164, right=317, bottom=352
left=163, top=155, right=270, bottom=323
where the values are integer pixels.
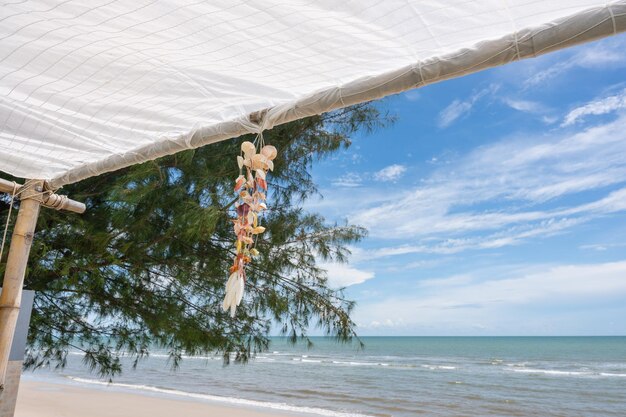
left=0, top=180, right=43, bottom=390
left=0, top=179, right=84, bottom=393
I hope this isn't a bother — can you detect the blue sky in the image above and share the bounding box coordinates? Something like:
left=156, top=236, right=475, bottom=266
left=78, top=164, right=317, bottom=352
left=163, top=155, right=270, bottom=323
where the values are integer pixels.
left=307, top=34, right=626, bottom=336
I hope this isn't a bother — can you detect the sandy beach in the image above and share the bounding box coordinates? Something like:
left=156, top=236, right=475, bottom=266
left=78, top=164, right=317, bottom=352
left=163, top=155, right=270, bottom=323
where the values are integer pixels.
left=15, top=380, right=306, bottom=417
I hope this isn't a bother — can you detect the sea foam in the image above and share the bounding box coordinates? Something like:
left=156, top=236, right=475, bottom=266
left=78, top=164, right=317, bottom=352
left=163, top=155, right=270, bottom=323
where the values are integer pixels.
left=509, top=368, right=626, bottom=378
left=67, top=376, right=374, bottom=417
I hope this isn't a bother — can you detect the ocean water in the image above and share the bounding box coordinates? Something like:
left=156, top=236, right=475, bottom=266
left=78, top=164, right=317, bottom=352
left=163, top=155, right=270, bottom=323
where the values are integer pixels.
left=26, top=337, right=626, bottom=417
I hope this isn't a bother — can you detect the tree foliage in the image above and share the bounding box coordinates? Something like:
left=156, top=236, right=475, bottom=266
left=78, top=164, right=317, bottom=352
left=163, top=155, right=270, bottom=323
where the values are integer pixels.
left=0, top=104, right=388, bottom=378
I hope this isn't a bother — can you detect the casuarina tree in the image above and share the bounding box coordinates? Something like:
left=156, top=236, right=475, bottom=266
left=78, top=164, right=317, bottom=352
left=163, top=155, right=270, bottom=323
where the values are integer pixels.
left=0, top=104, right=389, bottom=378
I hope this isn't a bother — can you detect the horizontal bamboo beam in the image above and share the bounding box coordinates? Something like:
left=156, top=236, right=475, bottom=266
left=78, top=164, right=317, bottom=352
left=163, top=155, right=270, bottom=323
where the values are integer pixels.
left=0, top=178, right=19, bottom=195
left=0, top=178, right=85, bottom=214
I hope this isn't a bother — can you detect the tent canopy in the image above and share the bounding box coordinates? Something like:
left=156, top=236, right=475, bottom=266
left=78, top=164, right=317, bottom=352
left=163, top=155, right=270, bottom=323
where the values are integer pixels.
left=1, top=0, right=625, bottom=188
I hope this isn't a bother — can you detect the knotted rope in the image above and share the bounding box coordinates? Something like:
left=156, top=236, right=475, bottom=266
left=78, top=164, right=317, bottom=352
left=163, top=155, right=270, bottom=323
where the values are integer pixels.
left=0, top=182, right=19, bottom=263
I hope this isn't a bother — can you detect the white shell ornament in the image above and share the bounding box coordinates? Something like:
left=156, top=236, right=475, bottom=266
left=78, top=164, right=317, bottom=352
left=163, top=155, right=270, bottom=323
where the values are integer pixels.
left=241, top=141, right=256, bottom=158
left=261, top=145, right=277, bottom=160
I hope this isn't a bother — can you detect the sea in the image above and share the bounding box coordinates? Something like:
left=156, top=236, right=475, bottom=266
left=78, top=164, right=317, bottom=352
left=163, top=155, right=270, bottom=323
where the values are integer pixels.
left=24, top=337, right=626, bottom=417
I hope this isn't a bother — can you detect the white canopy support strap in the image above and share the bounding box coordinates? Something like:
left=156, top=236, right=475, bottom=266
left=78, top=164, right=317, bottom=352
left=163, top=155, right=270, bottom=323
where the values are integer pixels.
left=0, top=1, right=625, bottom=188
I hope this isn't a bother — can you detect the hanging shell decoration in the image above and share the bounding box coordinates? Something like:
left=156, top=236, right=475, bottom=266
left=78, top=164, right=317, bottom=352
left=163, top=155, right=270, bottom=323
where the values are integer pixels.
left=222, top=139, right=277, bottom=317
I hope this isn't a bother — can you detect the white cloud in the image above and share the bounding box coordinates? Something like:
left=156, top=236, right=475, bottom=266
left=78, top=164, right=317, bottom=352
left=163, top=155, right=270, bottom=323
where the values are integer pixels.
left=525, top=61, right=569, bottom=88
left=351, top=117, right=626, bottom=237
left=328, top=164, right=407, bottom=188
left=579, top=242, right=626, bottom=251
left=503, top=98, right=547, bottom=114
left=438, top=84, right=499, bottom=128
left=319, top=262, right=375, bottom=288
left=438, top=99, right=473, bottom=128
left=574, top=44, right=626, bottom=67
left=365, top=216, right=585, bottom=258
left=524, top=39, right=626, bottom=88
left=359, top=318, right=405, bottom=330
left=331, top=172, right=362, bottom=187
left=562, top=88, right=626, bottom=126
left=579, top=244, right=608, bottom=251
left=373, top=164, right=406, bottom=182
left=403, top=90, right=421, bottom=102
left=355, top=261, right=626, bottom=334
left=541, top=115, right=558, bottom=125
left=342, top=114, right=626, bottom=252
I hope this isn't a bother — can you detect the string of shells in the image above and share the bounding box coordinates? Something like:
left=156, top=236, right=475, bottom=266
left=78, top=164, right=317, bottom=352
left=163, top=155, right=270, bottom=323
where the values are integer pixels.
left=222, top=139, right=277, bottom=317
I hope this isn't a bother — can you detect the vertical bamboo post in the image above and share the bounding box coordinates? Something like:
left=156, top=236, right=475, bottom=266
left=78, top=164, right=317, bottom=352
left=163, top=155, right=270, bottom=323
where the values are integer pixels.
left=0, top=180, right=43, bottom=390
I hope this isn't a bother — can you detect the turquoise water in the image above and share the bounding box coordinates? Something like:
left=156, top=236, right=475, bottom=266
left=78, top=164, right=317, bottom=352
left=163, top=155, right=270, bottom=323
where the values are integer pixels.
left=27, top=337, right=626, bottom=416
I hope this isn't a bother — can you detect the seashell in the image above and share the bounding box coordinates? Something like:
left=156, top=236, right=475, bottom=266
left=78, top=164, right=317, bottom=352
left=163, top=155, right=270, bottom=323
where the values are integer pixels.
left=266, top=160, right=274, bottom=171
left=261, top=145, right=277, bottom=160
left=236, top=203, right=250, bottom=218
left=234, top=175, right=245, bottom=191
left=259, top=202, right=267, bottom=210
left=237, top=155, right=244, bottom=170
left=235, top=274, right=244, bottom=307
left=252, top=226, right=266, bottom=234
left=241, top=141, right=256, bottom=158
left=251, top=154, right=268, bottom=170
left=222, top=271, right=245, bottom=317
left=241, top=191, right=253, bottom=204
left=256, top=177, right=267, bottom=190
left=255, top=169, right=266, bottom=180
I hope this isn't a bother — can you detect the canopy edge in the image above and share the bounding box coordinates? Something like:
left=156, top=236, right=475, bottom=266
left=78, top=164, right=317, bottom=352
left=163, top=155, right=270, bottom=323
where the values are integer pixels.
left=49, top=1, right=626, bottom=188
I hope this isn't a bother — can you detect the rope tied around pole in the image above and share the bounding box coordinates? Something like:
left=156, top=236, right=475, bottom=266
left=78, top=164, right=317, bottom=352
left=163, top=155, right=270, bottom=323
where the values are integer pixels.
left=19, top=180, right=68, bottom=210
left=0, top=182, right=18, bottom=263
left=42, top=193, right=69, bottom=210
left=0, top=179, right=49, bottom=263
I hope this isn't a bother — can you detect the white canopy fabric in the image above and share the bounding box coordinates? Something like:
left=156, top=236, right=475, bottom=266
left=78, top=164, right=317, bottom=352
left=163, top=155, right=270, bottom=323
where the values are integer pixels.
left=1, top=1, right=625, bottom=188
